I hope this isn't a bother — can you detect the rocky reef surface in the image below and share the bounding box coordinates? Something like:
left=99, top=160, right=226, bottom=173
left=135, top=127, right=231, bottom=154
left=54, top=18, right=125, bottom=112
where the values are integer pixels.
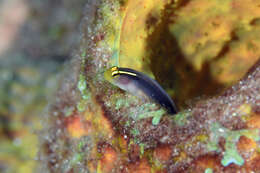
left=39, top=0, right=260, bottom=172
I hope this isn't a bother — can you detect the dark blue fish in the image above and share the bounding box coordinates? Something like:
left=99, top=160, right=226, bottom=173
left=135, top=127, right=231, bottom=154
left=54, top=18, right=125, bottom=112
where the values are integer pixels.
left=104, top=66, right=177, bottom=115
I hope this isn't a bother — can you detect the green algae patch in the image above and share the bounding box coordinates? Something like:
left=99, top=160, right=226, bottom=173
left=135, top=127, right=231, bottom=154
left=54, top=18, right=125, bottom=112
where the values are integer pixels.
left=78, top=74, right=86, bottom=93
left=137, top=107, right=165, bottom=125
left=64, top=106, right=75, bottom=117
left=208, top=122, right=260, bottom=167
left=105, top=94, right=139, bottom=112
left=173, top=111, right=191, bottom=126
left=152, top=111, right=164, bottom=125
left=70, top=153, right=84, bottom=167
left=130, top=128, right=140, bottom=137
left=77, top=72, right=92, bottom=112
left=221, top=141, right=244, bottom=167
left=77, top=74, right=91, bottom=100
left=205, top=168, right=213, bottom=173
left=115, top=98, right=130, bottom=110
left=134, top=102, right=165, bottom=125
left=77, top=100, right=88, bottom=112
left=139, top=143, right=145, bottom=155
left=104, top=87, right=166, bottom=125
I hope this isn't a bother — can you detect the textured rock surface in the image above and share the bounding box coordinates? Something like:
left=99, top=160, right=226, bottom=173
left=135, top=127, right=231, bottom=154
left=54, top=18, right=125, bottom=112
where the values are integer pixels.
left=0, top=0, right=85, bottom=172
left=39, top=0, right=260, bottom=172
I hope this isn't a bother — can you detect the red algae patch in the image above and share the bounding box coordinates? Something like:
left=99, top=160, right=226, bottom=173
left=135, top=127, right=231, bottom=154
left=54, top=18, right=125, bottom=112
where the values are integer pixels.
left=192, top=155, right=220, bottom=172
left=98, top=144, right=118, bottom=173
left=84, top=107, right=115, bottom=138
left=66, top=115, right=91, bottom=138
left=248, top=155, right=260, bottom=171
left=237, top=136, right=257, bottom=153
left=125, top=158, right=151, bottom=173
left=153, top=145, right=172, bottom=162
left=247, top=113, right=260, bottom=128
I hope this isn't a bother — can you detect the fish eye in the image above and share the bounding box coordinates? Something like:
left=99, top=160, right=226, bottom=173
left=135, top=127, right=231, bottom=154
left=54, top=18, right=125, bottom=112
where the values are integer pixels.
left=111, top=66, right=120, bottom=77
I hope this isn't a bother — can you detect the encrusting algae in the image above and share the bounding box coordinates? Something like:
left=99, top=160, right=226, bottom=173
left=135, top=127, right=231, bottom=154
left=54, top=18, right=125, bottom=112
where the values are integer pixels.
left=39, top=0, right=260, bottom=172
